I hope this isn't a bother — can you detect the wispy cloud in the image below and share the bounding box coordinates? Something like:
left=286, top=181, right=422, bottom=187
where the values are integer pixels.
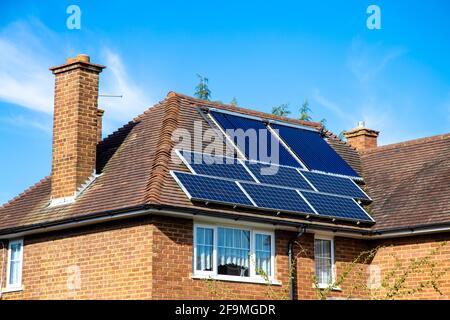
left=100, top=49, right=153, bottom=122
left=347, top=38, right=407, bottom=85
left=0, top=20, right=54, bottom=113
left=312, top=89, right=352, bottom=123
left=1, top=114, right=52, bottom=134
left=0, top=19, right=153, bottom=135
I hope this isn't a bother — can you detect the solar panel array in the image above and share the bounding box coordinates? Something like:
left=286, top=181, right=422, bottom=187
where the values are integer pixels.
left=240, top=182, right=315, bottom=214
left=172, top=170, right=373, bottom=223
left=179, top=150, right=254, bottom=182
left=244, top=161, right=314, bottom=190
left=209, top=111, right=300, bottom=167
left=172, top=171, right=254, bottom=207
left=301, top=171, right=370, bottom=201
left=170, top=109, right=374, bottom=224
left=300, top=191, right=371, bottom=221
left=270, top=123, right=360, bottom=178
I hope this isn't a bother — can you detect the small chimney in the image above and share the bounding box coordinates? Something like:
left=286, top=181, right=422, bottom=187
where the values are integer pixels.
left=344, top=121, right=379, bottom=152
left=49, top=54, right=105, bottom=205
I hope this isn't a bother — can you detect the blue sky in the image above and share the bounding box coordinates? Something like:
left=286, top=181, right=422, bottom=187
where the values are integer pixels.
left=0, top=0, right=449, bottom=205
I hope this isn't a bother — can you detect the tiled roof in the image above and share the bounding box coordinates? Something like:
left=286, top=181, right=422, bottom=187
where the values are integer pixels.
left=1, top=92, right=449, bottom=234
left=360, top=133, right=450, bottom=230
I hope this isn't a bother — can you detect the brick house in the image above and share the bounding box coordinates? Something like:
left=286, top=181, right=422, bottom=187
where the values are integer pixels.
left=0, top=55, right=449, bottom=300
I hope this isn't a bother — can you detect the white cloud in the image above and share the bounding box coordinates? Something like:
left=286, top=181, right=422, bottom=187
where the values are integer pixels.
left=0, top=19, right=153, bottom=134
left=1, top=114, right=52, bottom=134
left=99, top=49, right=153, bottom=122
left=0, top=21, right=54, bottom=113
left=312, top=89, right=352, bottom=123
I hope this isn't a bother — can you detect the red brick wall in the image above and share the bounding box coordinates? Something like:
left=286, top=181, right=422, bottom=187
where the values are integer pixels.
left=50, top=58, right=103, bottom=200
left=0, top=215, right=448, bottom=300
left=1, top=217, right=153, bottom=300
left=294, top=233, right=371, bottom=300
left=370, top=233, right=450, bottom=300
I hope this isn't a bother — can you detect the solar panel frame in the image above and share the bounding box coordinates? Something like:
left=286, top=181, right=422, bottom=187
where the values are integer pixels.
left=176, top=150, right=257, bottom=182
left=239, top=181, right=317, bottom=216
left=170, top=171, right=255, bottom=207
left=270, top=123, right=360, bottom=178
left=243, top=160, right=315, bottom=191
left=299, top=190, right=374, bottom=223
left=300, top=170, right=371, bottom=201
left=209, top=110, right=302, bottom=168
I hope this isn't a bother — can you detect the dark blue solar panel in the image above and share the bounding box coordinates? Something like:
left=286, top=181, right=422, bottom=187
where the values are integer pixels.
left=300, top=191, right=372, bottom=222
left=301, top=171, right=370, bottom=200
left=210, top=111, right=300, bottom=167
left=271, top=123, right=359, bottom=177
left=179, top=151, right=255, bottom=182
left=172, top=172, right=254, bottom=206
left=240, top=182, right=316, bottom=215
left=245, top=161, right=314, bottom=190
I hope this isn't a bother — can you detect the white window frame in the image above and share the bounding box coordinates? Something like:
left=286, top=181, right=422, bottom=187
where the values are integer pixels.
left=6, top=238, right=24, bottom=290
left=193, top=223, right=278, bottom=284
left=313, top=234, right=336, bottom=289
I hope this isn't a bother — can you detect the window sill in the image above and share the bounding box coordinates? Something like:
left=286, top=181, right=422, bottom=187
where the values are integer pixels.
left=313, top=284, right=342, bottom=291
left=192, top=274, right=282, bottom=286
left=2, top=286, right=23, bottom=294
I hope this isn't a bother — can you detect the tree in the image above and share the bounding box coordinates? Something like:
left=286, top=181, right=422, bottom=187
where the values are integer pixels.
left=299, top=99, right=312, bottom=121
left=230, top=97, right=238, bottom=106
left=272, top=103, right=291, bottom=117
left=194, top=74, right=211, bottom=100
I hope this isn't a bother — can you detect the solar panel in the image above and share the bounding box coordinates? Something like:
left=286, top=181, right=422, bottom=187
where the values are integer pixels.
left=270, top=123, right=359, bottom=177
left=244, top=161, right=314, bottom=190
left=171, top=171, right=254, bottom=207
left=240, top=182, right=316, bottom=215
left=210, top=111, right=301, bottom=167
left=301, top=171, right=370, bottom=201
left=178, top=150, right=255, bottom=182
left=300, top=191, right=373, bottom=222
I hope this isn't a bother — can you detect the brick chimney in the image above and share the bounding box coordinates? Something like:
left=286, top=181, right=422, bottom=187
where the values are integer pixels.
left=344, top=121, right=379, bottom=152
left=49, top=54, right=105, bottom=205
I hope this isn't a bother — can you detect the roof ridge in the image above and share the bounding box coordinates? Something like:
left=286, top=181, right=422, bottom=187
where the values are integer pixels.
left=362, top=132, right=450, bottom=154
left=144, top=94, right=181, bottom=204
left=324, top=129, right=359, bottom=151
left=0, top=176, right=50, bottom=209
left=168, top=91, right=323, bottom=129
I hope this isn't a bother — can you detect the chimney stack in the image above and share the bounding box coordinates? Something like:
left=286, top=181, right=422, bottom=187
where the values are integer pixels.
left=49, top=54, right=105, bottom=205
left=344, top=121, right=379, bottom=152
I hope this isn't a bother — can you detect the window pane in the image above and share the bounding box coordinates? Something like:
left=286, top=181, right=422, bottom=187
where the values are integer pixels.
left=218, top=227, right=250, bottom=277
left=255, top=234, right=272, bottom=277
left=8, top=242, right=22, bottom=286
left=9, top=261, right=19, bottom=285
left=314, top=239, right=332, bottom=286
left=196, top=228, right=213, bottom=271
left=11, top=243, right=21, bottom=261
